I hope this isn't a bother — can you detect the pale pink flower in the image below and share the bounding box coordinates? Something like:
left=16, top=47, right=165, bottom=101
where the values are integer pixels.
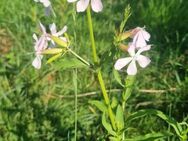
left=114, top=43, right=151, bottom=75
left=32, top=23, right=68, bottom=69
left=67, top=0, right=103, bottom=13
left=131, top=27, right=150, bottom=49
left=32, top=23, right=48, bottom=69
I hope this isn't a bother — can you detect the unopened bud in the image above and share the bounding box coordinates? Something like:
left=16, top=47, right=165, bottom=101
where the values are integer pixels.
left=42, top=48, right=63, bottom=54
left=119, top=43, right=128, bottom=52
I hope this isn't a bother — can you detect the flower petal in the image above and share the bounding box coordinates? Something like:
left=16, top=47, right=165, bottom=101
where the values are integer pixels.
left=134, top=32, right=147, bottom=48
left=67, top=0, right=77, bottom=2
left=55, top=26, right=67, bottom=36
left=127, top=60, right=137, bottom=75
left=32, top=55, right=43, bottom=69
left=36, top=36, right=48, bottom=52
left=76, top=0, right=89, bottom=12
left=33, top=34, right=38, bottom=42
left=49, top=23, right=57, bottom=35
left=91, top=0, right=103, bottom=12
left=40, top=0, right=51, bottom=7
left=128, top=43, right=136, bottom=57
left=137, top=45, right=151, bottom=55
left=142, top=30, right=150, bottom=41
left=39, top=22, right=46, bottom=33
left=114, top=57, right=132, bottom=70
left=136, top=55, right=151, bottom=68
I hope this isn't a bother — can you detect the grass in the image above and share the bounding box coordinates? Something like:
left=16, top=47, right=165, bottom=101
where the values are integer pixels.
left=0, top=0, right=188, bottom=140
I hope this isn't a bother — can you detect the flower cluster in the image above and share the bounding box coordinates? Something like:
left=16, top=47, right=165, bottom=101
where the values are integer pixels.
left=32, top=23, right=67, bottom=69
left=114, top=27, right=151, bottom=75
left=32, top=0, right=103, bottom=69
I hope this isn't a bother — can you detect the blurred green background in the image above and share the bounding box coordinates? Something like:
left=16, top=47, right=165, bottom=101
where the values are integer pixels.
left=0, top=0, right=188, bottom=140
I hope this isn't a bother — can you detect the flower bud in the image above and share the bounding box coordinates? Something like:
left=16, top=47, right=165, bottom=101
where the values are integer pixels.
left=42, top=48, right=63, bottom=54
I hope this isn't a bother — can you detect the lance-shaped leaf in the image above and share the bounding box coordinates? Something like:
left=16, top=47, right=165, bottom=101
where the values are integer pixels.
left=102, top=113, right=117, bottom=136
left=125, top=109, right=183, bottom=139
left=124, top=132, right=173, bottom=141
left=89, top=100, right=107, bottom=113
left=115, top=105, right=124, bottom=130
left=113, top=69, right=124, bottom=87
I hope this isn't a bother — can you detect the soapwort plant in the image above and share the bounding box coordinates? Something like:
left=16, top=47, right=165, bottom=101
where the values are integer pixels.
left=32, top=0, right=188, bottom=140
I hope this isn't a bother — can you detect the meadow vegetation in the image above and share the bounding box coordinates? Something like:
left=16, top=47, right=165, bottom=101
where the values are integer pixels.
left=0, top=0, right=188, bottom=140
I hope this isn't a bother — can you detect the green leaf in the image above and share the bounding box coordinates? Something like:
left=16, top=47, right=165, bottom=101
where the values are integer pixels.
left=89, top=100, right=107, bottom=113
left=125, top=109, right=183, bottom=138
left=46, top=53, right=62, bottom=64
left=124, top=132, right=172, bottom=141
left=115, top=105, right=124, bottom=130
left=122, top=75, right=135, bottom=102
left=111, top=97, right=118, bottom=109
left=113, top=69, right=124, bottom=87
left=53, top=58, right=88, bottom=69
left=102, top=113, right=117, bottom=136
left=109, top=136, right=121, bottom=141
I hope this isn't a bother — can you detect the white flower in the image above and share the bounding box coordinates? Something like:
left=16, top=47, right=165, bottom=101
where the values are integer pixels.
left=34, top=0, right=51, bottom=7
left=67, top=0, right=103, bottom=13
left=49, top=23, right=68, bottom=45
left=131, top=27, right=150, bottom=49
left=114, top=43, right=151, bottom=75
left=32, top=23, right=48, bottom=69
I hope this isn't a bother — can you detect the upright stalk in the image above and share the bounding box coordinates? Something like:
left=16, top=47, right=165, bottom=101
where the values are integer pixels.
left=73, top=69, right=78, bottom=141
left=122, top=75, right=135, bottom=111
left=86, top=6, right=116, bottom=130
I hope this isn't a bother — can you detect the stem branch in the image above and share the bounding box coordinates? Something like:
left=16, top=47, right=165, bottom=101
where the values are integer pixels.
left=69, top=49, right=90, bottom=66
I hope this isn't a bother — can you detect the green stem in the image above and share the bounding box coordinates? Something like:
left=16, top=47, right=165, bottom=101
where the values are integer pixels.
left=86, top=6, right=98, bottom=63
left=122, top=75, right=135, bottom=140
left=69, top=49, right=90, bottom=66
left=73, top=69, right=78, bottom=141
left=86, top=6, right=116, bottom=130
left=122, top=75, right=135, bottom=111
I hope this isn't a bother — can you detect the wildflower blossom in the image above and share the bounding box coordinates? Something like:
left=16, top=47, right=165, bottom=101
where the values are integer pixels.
left=34, top=0, right=51, bottom=7
left=131, top=27, right=150, bottom=49
left=32, top=23, right=49, bottom=69
left=32, top=23, right=69, bottom=69
left=114, top=43, right=151, bottom=75
left=67, top=0, right=103, bottom=13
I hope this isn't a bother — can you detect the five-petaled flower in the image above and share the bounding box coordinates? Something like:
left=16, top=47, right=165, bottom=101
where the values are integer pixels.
left=34, top=0, right=51, bottom=7
left=114, top=43, right=151, bottom=75
left=32, top=23, right=68, bottom=69
left=32, top=23, right=49, bottom=69
left=67, top=0, right=103, bottom=13
left=131, top=27, right=150, bottom=49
